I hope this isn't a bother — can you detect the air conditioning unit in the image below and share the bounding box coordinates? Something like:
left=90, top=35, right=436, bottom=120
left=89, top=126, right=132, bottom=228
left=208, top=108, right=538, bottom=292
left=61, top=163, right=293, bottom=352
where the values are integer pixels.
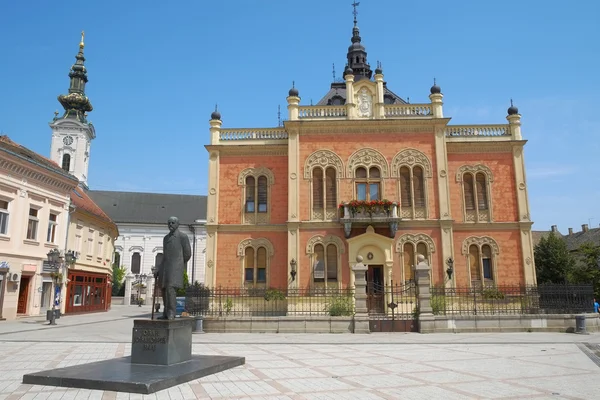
left=9, top=273, right=20, bottom=282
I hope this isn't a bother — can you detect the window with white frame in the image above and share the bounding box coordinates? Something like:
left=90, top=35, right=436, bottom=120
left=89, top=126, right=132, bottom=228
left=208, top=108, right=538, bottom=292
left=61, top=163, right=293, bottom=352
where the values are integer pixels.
left=355, top=166, right=381, bottom=201
left=47, top=213, right=58, bottom=243
left=131, top=253, right=141, bottom=274
left=0, top=199, right=9, bottom=235
left=26, top=208, right=39, bottom=240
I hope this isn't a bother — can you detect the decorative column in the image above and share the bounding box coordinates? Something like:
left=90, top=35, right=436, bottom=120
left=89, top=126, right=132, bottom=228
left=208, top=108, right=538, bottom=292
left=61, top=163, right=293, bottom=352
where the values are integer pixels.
left=415, top=255, right=435, bottom=333
left=507, top=101, right=522, bottom=140
left=344, top=68, right=355, bottom=119
left=209, top=109, right=222, bottom=145
left=374, top=65, right=385, bottom=119
left=287, top=84, right=300, bottom=121
left=429, top=80, right=444, bottom=118
left=124, top=275, right=133, bottom=306
left=352, top=256, right=370, bottom=334
left=287, top=125, right=300, bottom=288
left=205, top=146, right=220, bottom=288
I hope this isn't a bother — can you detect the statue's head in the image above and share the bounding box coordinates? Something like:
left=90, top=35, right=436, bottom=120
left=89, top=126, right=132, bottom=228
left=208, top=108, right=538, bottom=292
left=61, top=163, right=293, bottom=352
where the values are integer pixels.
left=167, top=216, right=179, bottom=232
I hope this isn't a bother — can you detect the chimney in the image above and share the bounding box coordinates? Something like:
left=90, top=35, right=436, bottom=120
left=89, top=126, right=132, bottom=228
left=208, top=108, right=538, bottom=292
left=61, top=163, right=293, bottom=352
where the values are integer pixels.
left=551, top=225, right=558, bottom=233
left=568, top=228, right=573, bottom=235
left=582, top=224, right=589, bottom=233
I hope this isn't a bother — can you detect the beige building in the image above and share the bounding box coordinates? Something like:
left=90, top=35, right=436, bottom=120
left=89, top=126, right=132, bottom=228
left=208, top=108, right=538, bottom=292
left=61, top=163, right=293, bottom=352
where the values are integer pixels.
left=0, top=135, right=78, bottom=320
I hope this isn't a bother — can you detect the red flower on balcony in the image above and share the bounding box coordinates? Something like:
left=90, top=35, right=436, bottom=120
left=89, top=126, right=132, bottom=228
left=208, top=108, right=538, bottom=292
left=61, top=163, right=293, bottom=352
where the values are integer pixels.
left=339, top=199, right=394, bottom=216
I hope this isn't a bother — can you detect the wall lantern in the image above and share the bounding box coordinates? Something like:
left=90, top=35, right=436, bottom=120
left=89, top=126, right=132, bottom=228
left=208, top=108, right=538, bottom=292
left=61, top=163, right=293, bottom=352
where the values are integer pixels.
left=290, top=259, right=297, bottom=281
left=446, top=257, right=454, bottom=280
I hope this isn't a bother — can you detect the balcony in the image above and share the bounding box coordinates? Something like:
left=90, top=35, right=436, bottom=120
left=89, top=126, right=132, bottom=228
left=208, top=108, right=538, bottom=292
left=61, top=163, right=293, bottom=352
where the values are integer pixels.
left=339, top=201, right=401, bottom=239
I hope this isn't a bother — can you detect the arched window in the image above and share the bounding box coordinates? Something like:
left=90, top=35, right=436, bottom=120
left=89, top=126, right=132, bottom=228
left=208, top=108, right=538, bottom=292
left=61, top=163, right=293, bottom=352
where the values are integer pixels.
left=457, top=165, right=493, bottom=222
left=391, top=149, right=432, bottom=219
left=311, top=166, right=338, bottom=220
left=239, top=167, right=274, bottom=224
left=244, top=246, right=268, bottom=286
left=355, top=166, right=381, bottom=201
left=155, top=252, right=163, bottom=268
left=462, top=236, right=499, bottom=286
left=131, top=253, right=141, bottom=274
left=396, top=233, right=436, bottom=284
left=62, top=154, right=71, bottom=172
left=114, top=252, right=121, bottom=267
left=306, top=235, right=344, bottom=288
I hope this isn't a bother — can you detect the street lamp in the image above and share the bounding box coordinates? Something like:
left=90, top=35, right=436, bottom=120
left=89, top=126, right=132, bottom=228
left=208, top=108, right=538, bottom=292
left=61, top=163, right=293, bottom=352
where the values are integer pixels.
left=134, top=274, right=147, bottom=307
left=46, top=249, right=62, bottom=326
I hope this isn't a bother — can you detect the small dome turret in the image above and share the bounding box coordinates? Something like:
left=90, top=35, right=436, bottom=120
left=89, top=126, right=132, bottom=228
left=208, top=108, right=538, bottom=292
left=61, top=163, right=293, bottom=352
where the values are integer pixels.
left=211, top=105, right=221, bottom=120
left=430, top=78, right=441, bottom=94
left=288, top=81, right=299, bottom=97
left=374, top=61, right=382, bottom=75
left=344, top=65, right=354, bottom=77
left=507, top=99, right=519, bottom=115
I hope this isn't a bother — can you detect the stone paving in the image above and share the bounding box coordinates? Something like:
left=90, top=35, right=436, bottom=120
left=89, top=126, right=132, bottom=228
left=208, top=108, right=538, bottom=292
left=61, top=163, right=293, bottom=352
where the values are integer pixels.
left=1, top=306, right=600, bottom=399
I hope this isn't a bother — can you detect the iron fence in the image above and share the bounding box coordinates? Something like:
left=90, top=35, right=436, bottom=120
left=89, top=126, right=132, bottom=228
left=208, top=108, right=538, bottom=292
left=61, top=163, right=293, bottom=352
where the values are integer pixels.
left=430, top=283, right=594, bottom=316
left=184, top=286, right=355, bottom=317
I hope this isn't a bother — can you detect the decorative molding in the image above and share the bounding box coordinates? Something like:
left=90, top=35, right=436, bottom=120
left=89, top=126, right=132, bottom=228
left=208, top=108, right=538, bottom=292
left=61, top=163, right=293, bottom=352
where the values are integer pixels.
left=207, top=260, right=214, bottom=268
left=129, top=245, right=144, bottom=253
left=206, top=144, right=287, bottom=157
left=395, top=233, right=436, bottom=253
left=238, top=166, right=275, bottom=185
left=305, top=234, right=345, bottom=254
left=152, top=246, right=163, bottom=253
left=455, top=164, right=494, bottom=183
left=0, top=158, right=78, bottom=192
left=390, top=148, right=433, bottom=178
left=446, top=141, right=515, bottom=154
left=347, top=148, right=389, bottom=177
left=237, top=237, right=275, bottom=257
left=461, top=236, right=500, bottom=255
left=303, top=149, right=345, bottom=179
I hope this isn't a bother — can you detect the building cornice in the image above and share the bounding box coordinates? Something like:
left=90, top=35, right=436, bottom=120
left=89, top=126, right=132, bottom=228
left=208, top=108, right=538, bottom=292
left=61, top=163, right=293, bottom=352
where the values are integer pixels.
left=453, top=222, right=523, bottom=231
left=446, top=140, right=526, bottom=154
left=205, top=144, right=287, bottom=157
left=285, top=118, right=450, bottom=135
left=0, top=151, right=78, bottom=193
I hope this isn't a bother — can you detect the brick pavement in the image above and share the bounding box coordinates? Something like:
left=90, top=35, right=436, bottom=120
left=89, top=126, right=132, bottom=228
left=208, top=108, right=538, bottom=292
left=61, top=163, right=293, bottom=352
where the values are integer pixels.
left=1, top=306, right=600, bottom=399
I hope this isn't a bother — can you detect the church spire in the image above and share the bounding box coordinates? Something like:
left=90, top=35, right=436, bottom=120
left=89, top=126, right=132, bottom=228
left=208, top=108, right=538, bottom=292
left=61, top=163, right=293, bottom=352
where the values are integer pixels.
left=347, top=1, right=372, bottom=81
left=57, top=31, right=93, bottom=123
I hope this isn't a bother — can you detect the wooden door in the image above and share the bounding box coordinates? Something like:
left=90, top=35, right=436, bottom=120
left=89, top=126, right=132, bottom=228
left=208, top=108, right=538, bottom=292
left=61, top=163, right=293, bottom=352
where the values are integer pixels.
left=17, top=276, right=30, bottom=314
left=366, top=265, right=385, bottom=314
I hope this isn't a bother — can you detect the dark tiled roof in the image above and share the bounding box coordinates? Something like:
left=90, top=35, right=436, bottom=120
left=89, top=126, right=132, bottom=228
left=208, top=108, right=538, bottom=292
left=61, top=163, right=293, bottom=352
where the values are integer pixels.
left=71, top=188, right=116, bottom=231
left=0, top=135, right=79, bottom=183
left=563, top=227, right=600, bottom=251
left=532, top=230, right=559, bottom=247
left=87, top=190, right=207, bottom=225
left=316, top=83, right=407, bottom=106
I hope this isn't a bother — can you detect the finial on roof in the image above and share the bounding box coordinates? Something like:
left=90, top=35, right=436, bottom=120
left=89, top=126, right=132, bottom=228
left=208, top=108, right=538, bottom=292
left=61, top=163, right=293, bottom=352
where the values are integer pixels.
left=211, top=103, right=221, bottom=120
left=80, top=30, right=85, bottom=49
left=507, top=98, right=519, bottom=115
left=375, top=60, right=382, bottom=74
left=352, top=1, right=360, bottom=26
left=332, top=63, right=336, bottom=81
left=288, top=80, right=299, bottom=97
left=430, top=77, right=441, bottom=94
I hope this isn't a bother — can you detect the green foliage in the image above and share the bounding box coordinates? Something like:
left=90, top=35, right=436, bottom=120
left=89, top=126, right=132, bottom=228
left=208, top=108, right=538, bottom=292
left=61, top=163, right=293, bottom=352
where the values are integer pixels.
left=534, top=232, right=575, bottom=284
left=176, top=270, right=190, bottom=296
left=264, top=288, right=286, bottom=301
left=224, top=298, right=233, bottom=315
left=111, top=264, right=127, bottom=296
left=568, top=242, right=600, bottom=298
left=431, top=295, right=446, bottom=315
left=325, top=295, right=354, bottom=316
left=482, top=287, right=505, bottom=300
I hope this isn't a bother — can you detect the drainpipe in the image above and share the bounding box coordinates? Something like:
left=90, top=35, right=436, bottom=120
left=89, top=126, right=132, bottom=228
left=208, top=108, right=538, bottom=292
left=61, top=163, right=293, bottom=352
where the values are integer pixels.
left=188, top=224, right=197, bottom=284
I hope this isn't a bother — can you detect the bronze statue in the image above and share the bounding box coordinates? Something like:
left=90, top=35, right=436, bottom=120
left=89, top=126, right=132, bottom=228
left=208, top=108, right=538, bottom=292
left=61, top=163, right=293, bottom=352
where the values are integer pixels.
left=155, top=216, right=191, bottom=320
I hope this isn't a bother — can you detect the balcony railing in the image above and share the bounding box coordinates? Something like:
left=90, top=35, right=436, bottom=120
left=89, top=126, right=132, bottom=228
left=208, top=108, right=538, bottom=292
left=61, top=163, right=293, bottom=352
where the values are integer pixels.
left=295, top=104, right=433, bottom=120
left=219, top=128, right=288, bottom=141
left=298, top=106, right=347, bottom=119
left=445, top=125, right=510, bottom=137
left=339, top=202, right=401, bottom=238
left=384, top=104, right=432, bottom=118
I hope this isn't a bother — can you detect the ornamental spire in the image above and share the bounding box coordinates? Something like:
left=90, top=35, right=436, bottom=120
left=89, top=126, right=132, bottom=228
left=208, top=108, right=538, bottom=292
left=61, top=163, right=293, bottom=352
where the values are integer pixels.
left=346, top=1, right=372, bottom=81
left=57, top=31, right=93, bottom=122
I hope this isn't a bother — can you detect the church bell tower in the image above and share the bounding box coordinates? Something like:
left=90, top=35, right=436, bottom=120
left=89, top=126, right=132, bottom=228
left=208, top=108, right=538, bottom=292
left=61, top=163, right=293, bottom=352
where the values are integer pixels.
left=49, top=31, right=95, bottom=188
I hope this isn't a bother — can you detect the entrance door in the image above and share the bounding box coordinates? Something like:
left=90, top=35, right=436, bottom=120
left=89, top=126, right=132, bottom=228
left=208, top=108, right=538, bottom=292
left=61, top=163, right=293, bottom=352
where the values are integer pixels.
left=366, top=265, right=385, bottom=314
left=17, top=276, right=30, bottom=314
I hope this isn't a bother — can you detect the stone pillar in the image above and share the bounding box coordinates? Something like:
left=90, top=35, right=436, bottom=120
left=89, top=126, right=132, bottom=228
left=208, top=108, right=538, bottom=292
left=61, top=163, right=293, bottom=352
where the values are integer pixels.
left=507, top=113, right=522, bottom=140
left=513, top=145, right=536, bottom=284
left=429, top=93, right=444, bottom=118
left=415, top=255, right=435, bottom=333
left=287, top=95, right=300, bottom=121
left=209, top=118, right=222, bottom=145
left=287, top=126, right=300, bottom=288
left=352, top=256, right=370, bottom=334
left=374, top=71, right=385, bottom=118
left=345, top=73, right=355, bottom=119
left=124, top=275, right=133, bottom=306
left=205, top=149, right=220, bottom=288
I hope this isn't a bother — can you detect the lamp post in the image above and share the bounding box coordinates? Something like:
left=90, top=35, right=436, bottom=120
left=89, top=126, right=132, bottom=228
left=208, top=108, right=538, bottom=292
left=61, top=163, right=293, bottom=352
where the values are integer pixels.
left=134, top=274, right=147, bottom=307
left=46, top=249, right=61, bottom=325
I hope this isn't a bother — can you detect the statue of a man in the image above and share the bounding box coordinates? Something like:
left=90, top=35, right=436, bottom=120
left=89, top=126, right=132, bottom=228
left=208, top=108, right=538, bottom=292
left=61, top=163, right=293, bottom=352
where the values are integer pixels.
left=155, top=216, right=191, bottom=320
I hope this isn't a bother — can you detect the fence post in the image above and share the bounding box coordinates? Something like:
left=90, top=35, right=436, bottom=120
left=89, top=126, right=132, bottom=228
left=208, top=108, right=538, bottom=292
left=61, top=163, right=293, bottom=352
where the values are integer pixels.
left=352, top=255, right=370, bottom=334
left=415, top=255, right=435, bottom=333
left=124, top=275, right=133, bottom=306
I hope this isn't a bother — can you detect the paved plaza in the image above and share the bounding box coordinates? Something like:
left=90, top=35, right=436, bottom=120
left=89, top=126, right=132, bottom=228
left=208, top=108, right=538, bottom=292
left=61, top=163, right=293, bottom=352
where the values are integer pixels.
left=1, top=306, right=600, bottom=399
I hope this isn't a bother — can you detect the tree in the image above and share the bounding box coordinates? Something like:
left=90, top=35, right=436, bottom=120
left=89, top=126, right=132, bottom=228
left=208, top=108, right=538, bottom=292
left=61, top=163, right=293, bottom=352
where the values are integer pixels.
left=112, top=264, right=127, bottom=296
left=176, top=270, right=190, bottom=296
left=534, top=232, right=575, bottom=284
left=568, top=242, right=600, bottom=298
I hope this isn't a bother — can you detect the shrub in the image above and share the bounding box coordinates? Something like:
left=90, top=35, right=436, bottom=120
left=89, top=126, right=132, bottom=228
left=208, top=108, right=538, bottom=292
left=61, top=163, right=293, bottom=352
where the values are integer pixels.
left=325, top=295, right=354, bottom=316
left=482, top=287, right=505, bottom=300
left=431, top=295, right=446, bottom=315
left=264, top=288, right=286, bottom=301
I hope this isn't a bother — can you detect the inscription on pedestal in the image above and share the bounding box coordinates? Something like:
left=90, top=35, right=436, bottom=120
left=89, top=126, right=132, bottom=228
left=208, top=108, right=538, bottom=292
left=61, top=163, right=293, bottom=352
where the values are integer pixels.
left=131, top=319, right=193, bottom=365
left=133, top=329, right=168, bottom=351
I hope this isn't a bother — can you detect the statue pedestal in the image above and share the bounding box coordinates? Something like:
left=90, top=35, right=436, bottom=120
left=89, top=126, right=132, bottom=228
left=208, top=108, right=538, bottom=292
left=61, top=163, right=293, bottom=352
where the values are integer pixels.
left=23, top=318, right=245, bottom=394
left=132, top=319, right=192, bottom=365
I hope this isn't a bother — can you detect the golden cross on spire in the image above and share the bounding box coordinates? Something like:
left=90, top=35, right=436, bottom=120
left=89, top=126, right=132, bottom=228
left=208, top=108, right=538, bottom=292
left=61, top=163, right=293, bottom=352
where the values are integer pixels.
left=79, top=30, right=85, bottom=49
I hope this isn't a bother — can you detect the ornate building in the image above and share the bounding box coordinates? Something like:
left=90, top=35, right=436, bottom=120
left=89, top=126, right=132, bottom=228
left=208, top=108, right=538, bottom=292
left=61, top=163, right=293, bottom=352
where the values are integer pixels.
left=204, top=12, right=536, bottom=291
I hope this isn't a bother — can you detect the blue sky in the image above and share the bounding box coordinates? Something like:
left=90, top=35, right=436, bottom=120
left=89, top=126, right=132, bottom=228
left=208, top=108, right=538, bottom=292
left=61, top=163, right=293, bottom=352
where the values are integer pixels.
left=0, top=0, right=598, bottom=232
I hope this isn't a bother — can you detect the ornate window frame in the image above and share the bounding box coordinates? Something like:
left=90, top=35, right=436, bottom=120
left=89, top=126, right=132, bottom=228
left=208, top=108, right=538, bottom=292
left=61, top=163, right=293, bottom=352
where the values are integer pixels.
left=347, top=148, right=389, bottom=201
left=461, top=236, right=499, bottom=286
left=237, top=238, right=274, bottom=287
left=456, top=164, right=494, bottom=223
left=238, top=167, right=275, bottom=225
left=304, top=150, right=344, bottom=221
left=395, top=233, right=436, bottom=284
left=391, top=149, right=432, bottom=219
left=305, top=235, right=345, bottom=288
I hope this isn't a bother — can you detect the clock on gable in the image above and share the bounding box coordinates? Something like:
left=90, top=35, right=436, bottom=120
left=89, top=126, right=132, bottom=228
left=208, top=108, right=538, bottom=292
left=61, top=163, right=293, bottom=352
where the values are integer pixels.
left=63, top=136, right=73, bottom=146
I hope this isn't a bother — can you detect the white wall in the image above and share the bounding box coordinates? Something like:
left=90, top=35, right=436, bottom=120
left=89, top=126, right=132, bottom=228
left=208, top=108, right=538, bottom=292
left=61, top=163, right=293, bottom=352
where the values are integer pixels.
left=114, top=223, right=207, bottom=284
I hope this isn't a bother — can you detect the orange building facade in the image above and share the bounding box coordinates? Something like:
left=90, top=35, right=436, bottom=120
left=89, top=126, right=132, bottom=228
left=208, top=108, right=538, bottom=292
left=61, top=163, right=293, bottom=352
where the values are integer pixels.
left=204, top=22, right=536, bottom=291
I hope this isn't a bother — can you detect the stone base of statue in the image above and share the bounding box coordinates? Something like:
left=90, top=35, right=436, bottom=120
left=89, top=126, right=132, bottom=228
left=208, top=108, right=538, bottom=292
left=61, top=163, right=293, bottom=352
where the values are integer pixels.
left=23, top=318, right=245, bottom=394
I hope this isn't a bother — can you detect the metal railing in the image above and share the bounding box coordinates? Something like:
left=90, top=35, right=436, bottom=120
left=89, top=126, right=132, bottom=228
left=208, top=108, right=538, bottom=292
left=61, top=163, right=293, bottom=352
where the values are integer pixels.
left=430, top=283, right=594, bottom=316
left=184, top=286, right=355, bottom=317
